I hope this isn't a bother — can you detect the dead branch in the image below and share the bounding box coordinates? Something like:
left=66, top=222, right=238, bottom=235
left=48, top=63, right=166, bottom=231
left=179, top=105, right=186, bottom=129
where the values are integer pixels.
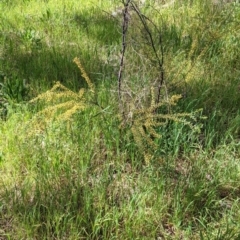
left=131, top=2, right=165, bottom=105
left=118, top=0, right=131, bottom=106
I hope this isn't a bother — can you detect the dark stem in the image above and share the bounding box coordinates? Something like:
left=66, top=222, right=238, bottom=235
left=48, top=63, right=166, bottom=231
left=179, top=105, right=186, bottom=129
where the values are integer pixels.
left=131, top=2, right=165, bottom=105
left=118, top=0, right=131, bottom=107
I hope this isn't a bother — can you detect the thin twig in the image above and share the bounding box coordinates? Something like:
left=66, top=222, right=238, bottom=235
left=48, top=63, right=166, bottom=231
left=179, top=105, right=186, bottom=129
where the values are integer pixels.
left=118, top=0, right=131, bottom=106
left=131, top=2, right=165, bottom=105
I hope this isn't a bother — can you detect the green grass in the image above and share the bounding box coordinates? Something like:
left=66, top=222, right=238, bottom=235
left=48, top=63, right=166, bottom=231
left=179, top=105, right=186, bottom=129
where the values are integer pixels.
left=1, top=0, right=240, bottom=239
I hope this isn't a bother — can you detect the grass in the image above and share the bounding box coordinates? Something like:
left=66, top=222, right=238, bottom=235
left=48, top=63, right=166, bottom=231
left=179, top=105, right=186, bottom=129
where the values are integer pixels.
left=1, top=0, right=240, bottom=239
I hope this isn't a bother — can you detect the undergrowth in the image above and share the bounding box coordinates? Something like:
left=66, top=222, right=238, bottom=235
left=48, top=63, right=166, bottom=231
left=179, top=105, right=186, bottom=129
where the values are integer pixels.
left=1, top=0, right=240, bottom=239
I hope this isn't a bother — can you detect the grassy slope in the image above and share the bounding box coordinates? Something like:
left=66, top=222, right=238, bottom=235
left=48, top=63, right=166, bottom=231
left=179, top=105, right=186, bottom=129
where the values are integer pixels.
left=1, top=0, right=240, bottom=239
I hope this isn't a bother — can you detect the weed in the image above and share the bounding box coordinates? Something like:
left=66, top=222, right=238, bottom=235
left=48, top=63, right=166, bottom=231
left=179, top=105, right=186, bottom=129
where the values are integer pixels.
left=1, top=0, right=240, bottom=239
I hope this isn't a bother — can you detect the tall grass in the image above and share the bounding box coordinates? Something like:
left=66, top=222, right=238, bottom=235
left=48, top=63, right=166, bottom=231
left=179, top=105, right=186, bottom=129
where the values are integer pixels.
left=1, top=0, right=240, bottom=239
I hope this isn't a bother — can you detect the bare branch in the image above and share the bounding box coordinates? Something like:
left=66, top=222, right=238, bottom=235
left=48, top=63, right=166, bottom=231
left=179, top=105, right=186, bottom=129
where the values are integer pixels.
left=131, top=2, right=165, bottom=105
left=118, top=0, right=131, bottom=108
